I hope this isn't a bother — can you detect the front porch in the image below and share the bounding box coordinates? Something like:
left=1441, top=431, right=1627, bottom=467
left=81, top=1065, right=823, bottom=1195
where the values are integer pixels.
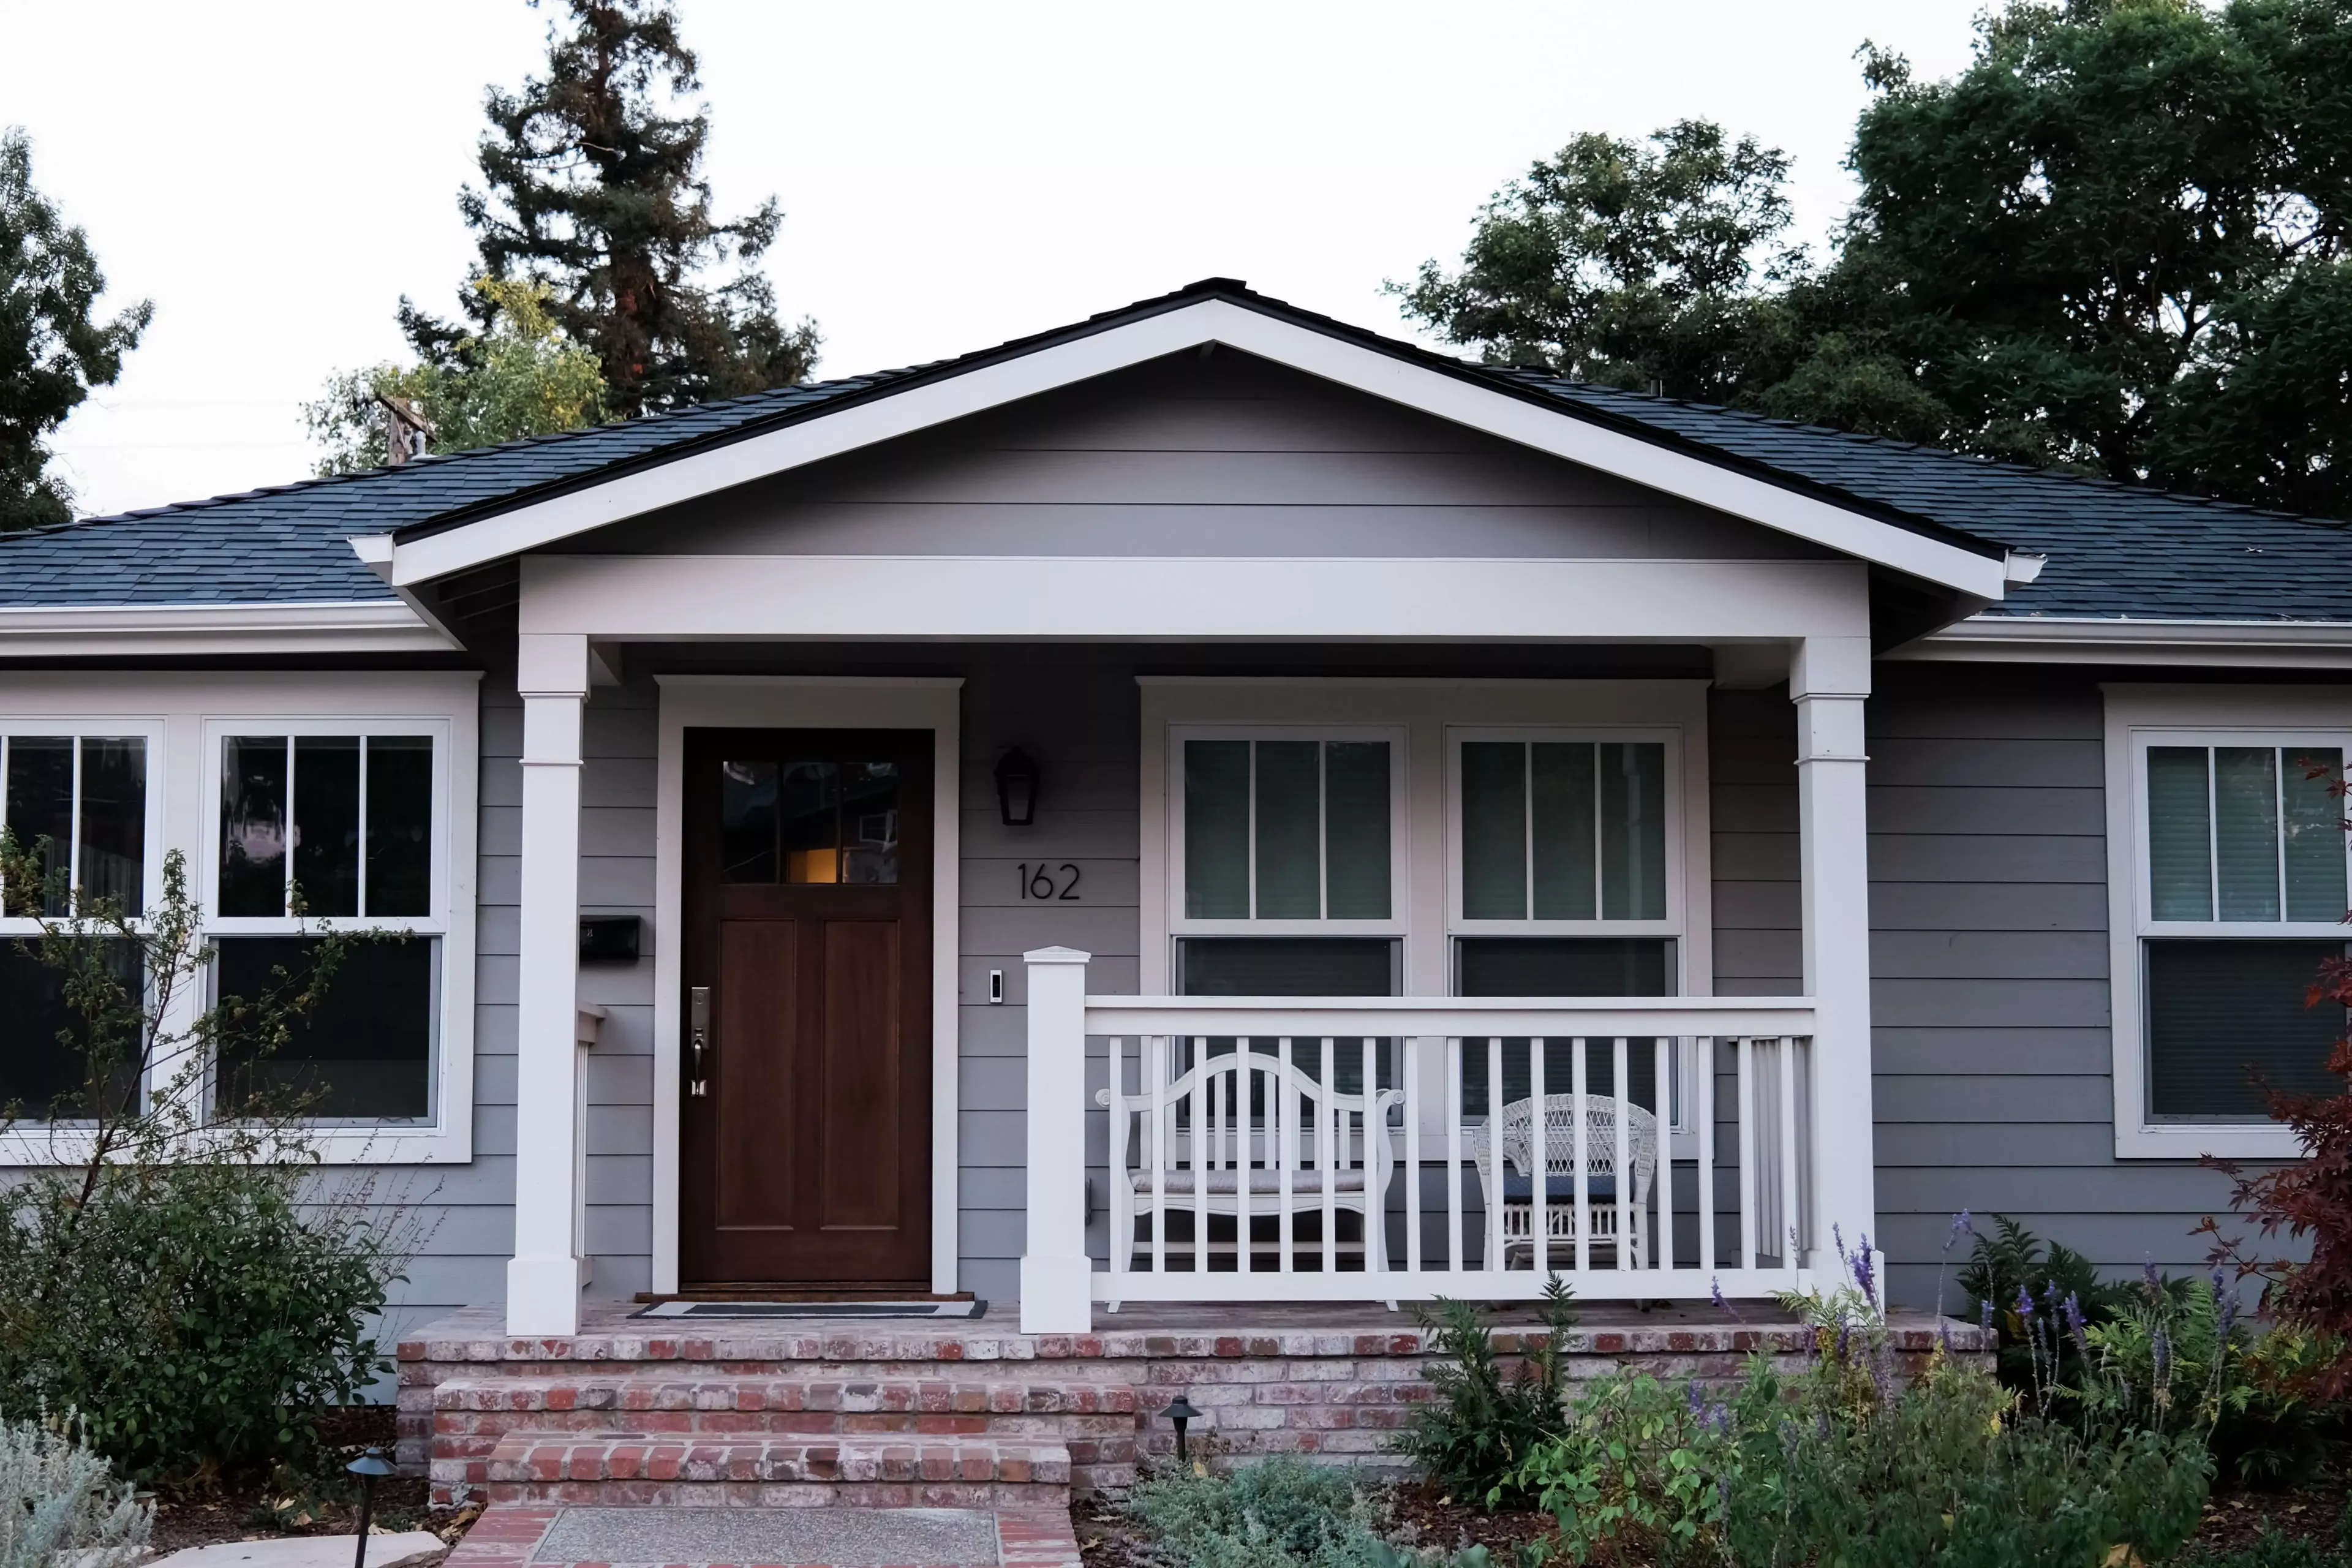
left=402, top=1298, right=1981, bottom=1505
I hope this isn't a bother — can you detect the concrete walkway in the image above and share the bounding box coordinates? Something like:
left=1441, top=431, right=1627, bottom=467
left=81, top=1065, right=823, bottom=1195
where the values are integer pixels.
left=441, top=1504, right=1082, bottom=1568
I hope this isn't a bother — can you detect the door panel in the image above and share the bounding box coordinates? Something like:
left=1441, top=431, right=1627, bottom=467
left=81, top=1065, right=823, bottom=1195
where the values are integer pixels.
left=682, top=728, right=932, bottom=1286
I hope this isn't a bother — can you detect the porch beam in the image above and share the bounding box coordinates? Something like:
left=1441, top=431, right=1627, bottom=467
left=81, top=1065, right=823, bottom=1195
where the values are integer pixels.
left=1791, top=636, right=1876, bottom=1278
left=508, top=632, right=590, bottom=1336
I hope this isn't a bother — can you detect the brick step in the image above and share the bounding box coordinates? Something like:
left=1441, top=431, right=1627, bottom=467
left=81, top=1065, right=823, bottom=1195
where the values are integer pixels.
left=433, top=1371, right=1136, bottom=1436
left=479, top=1431, right=1071, bottom=1508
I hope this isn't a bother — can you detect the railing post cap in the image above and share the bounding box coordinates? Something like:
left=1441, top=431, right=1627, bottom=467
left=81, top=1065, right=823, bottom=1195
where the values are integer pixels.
left=1023, top=946, right=1093, bottom=965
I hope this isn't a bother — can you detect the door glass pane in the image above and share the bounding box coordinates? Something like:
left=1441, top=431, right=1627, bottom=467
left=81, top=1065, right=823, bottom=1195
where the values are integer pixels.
left=1461, top=742, right=1526, bottom=919
left=778, top=761, right=842, bottom=884
left=2215, top=747, right=2280, bottom=921
left=77, top=739, right=145, bottom=918
left=365, top=736, right=434, bottom=916
left=2147, top=747, right=2212, bottom=921
left=1323, top=741, right=1390, bottom=919
left=1184, top=741, right=1249, bottom=919
left=1599, top=742, right=1667, bottom=919
left=2146, top=938, right=2343, bottom=1118
left=2282, top=749, right=2346, bottom=923
left=1530, top=742, right=1597, bottom=919
left=840, top=762, right=900, bottom=885
left=5, top=736, right=75, bottom=916
left=292, top=736, right=361, bottom=917
left=219, top=736, right=289, bottom=917
left=720, top=761, right=779, bottom=882
left=1254, top=741, right=1321, bottom=919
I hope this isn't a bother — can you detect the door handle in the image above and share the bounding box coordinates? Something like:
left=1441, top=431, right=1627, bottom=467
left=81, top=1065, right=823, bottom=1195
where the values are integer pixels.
left=689, top=986, right=711, bottom=1098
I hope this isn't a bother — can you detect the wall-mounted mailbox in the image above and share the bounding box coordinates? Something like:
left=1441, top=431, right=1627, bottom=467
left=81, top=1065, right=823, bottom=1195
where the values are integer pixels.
left=579, top=915, right=643, bottom=964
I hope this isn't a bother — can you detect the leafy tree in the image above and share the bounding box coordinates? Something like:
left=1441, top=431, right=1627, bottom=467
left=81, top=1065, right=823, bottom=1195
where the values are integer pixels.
left=1391, top=120, right=1807, bottom=402
left=306, top=277, right=605, bottom=474
left=0, top=128, right=149, bottom=529
left=405, top=0, right=818, bottom=420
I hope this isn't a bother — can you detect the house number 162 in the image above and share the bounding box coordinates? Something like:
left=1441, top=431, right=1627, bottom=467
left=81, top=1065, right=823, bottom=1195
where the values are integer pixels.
left=1019, top=863, right=1082, bottom=900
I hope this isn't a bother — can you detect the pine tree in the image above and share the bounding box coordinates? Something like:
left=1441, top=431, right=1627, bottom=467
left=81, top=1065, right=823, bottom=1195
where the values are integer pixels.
left=0, top=128, right=151, bottom=529
left=406, top=0, right=817, bottom=420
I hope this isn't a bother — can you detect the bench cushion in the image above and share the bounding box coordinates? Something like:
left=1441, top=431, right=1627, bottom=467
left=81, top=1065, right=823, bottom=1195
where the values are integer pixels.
left=1501, top=1173, right=1618, bottom=1202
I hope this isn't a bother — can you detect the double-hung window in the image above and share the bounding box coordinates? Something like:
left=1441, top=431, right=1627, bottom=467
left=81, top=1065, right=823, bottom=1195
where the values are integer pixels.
left=2108, top=690, right=2352, bottom=1156
left=1448, top=729, right=1687, bottom=1125
left=206, top=721, right=451, bottom=1124
left=0, top=725, right=161, bottom=1120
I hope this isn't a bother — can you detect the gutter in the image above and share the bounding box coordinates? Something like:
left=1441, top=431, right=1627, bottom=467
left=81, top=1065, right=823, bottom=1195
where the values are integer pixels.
left=1894, top=614, right=2352, bottom=669
left=0, top=598, right=459, bottom=658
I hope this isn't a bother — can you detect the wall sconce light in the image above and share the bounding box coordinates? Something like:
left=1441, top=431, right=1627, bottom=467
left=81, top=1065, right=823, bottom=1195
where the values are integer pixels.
left=994, top=747, right=1040, bottom=827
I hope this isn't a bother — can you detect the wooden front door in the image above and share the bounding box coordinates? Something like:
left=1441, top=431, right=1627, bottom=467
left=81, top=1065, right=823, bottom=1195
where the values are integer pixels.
left=681, top=728, right=932, bottom=1287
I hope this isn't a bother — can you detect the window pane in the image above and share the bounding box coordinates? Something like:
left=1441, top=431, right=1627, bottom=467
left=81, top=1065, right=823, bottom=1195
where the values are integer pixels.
left=1323, top=742, right=1390, bottom=919
left=1176, top=937, right=1395, bottom=1091
left=77, top=739, right=145, bottom=918
left=220, top=737, right=289, bottom=917
left=1600, top=742, right=1668, bottom=920
left=1529, top=742, right=1597, bottom=920
left=0, top=939, right=139, bottom=1120
left=1460, top=742, right=1526, bottom=919
left=6, top=737, right=75, bottom=916
left=2215, top=747, right=2281, bottom=921
left=720, top=760, right=778, bottom=882
left=1253, top=741, right=1321, bottom=919
left=1456, top=937, right=1671, bottom=1116
left=2282, top=749, right=2346, bottom=924
left=2147, top=747, right=2212, bottom=921
left=1184, top=741, right=1250, bottom=919
left=292, top=736, right=360, bottom=918
left=840, top=762, right=900, bottom=886
left=366, top=737, right=434, bottom=916
left=215, top=935, right=435, bottom=1120
left=2146, top=939, right=2342, bottom=1118
left=778, top=761, right=841, bottom=884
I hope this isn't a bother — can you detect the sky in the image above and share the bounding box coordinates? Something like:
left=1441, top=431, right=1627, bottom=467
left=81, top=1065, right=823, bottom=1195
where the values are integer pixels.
left=8, top=1, right=1988, bottom=520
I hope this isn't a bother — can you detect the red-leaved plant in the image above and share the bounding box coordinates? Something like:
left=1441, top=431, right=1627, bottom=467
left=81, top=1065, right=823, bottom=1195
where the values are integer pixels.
left=2195, top=756, right=2352, bottom=1400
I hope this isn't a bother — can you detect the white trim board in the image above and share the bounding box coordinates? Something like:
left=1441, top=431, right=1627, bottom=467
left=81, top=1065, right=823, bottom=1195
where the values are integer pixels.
left=2100, top=684, right=2352, bottom=1160
left=648, top=676, right=963, bottom=1295
left=375, top=298, right=2010, bottom=598
left=1904, top=616, right=2352, bottom=668
left=0, top=599, right=454, bottom=658
left=519, top=555, right=1873, bottom=643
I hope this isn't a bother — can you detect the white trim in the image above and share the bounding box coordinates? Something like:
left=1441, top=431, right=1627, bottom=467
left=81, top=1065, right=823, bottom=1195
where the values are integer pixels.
left=519, top=555, right=1874, bottom=643
left=0, top=598, right=454, bottom=657
left=386, top=298, right=2008, bottom=597
left=1902, top=616, right=2352, bottom=669
left=2101, top=684, right=2352, bottom=1159
left=0, top=671, right=480, bottom=1166
left=649, top=676, right=963, bottom=1296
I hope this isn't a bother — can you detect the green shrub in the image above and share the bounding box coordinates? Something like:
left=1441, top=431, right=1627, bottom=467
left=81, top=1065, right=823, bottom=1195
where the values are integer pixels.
left=0, top=1411, right=151, bottom=1568
left=1124, top=1458, right=1393, bottom=1568
left=1393, top=1280, right=1576, bottom=1507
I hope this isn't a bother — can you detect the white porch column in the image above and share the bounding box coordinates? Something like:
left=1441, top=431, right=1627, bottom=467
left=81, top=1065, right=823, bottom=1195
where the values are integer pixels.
left=507, top=632, right=589, bottom=1335
left=1791, top=636, right=1877, bottom=1277
left=1020, top=946, right=1093, bottom=1333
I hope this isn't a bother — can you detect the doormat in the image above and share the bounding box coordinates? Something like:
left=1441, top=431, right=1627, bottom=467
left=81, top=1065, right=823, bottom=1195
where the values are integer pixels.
left=631, top=1298, right=989, bottom=1320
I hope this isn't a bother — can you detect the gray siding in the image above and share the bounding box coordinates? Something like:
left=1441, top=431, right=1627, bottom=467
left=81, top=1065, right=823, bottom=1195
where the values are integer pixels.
left=569, top=352, right=1836, bottom=565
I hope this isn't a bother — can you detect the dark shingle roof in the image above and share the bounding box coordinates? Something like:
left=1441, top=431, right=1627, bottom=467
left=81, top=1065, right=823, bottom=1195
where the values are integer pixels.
left=4, top=278, right=2346, bottom=625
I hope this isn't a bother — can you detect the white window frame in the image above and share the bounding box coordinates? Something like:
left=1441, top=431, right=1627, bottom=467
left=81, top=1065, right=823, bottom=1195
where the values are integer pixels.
left=1141, top=679, right=1713, bottom=1141
left=2103, top=684, right=2352, bottom=1159
left=0, top=720, right=170, bottom=933
left=0, top=672, right=480, bottom=1165
left=1167, top=724, right=1411, bottom=940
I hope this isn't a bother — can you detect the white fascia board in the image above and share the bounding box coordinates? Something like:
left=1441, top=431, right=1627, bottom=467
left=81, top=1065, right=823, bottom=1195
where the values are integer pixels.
left=0, top=598, right=455, bottom=657
left=383, top=298, right=2011, bottom=598
left=1898, top=614, right=2352, bottom=669
left=519, top=554, right=1872, bottom=641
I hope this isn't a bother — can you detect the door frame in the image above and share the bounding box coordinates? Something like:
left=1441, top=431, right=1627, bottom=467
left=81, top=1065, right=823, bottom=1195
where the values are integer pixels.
left=652, top=676, right=962, bottom=1294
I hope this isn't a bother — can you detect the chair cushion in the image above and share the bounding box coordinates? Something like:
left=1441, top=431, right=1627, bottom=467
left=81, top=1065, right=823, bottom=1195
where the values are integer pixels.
left=1128, top=1168, right=1368, bottom=1196
left=1501, top=1173, right=1618, bottom=1202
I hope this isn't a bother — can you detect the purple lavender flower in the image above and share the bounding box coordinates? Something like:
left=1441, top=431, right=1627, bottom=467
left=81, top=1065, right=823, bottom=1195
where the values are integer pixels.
left=1688, top=1380, right=1705, bottom=1419
left=1836, top=1319, right=1853, bottom=1362
left=1943, top=1210, right=1973, bottom=1254
left=1853, top=1235, right=1879, bottom=1310
left=2062, top=1292, right=2090, bottom=1362
left=2016, top=1284, right=2036, bottom=1320
left=1980, top=1298, right=1996, bottom=1334
left=2144, top=1256, right=2162, bottom=1297
left=1712, top=1275, right=1745, bottom=1322
left=2153, top=1325, right=2173, bottom=1390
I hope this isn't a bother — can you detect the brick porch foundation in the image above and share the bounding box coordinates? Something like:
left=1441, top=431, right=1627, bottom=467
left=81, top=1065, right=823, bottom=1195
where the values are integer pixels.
left=402, top=1300, right=1986, bottom=1505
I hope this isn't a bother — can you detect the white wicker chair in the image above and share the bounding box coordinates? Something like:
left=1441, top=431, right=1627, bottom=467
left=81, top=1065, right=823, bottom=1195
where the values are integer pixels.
left=1469, top=1095, right=1658, bottom=1269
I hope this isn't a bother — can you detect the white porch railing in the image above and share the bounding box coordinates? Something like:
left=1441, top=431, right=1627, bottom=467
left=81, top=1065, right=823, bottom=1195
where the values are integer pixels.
left=1019, top=948, right=1821, bottom=1331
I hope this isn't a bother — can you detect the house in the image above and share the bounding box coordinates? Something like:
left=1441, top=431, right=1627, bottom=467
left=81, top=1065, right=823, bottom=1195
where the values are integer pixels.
left=1, top=278, right=2342, bottom=1501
